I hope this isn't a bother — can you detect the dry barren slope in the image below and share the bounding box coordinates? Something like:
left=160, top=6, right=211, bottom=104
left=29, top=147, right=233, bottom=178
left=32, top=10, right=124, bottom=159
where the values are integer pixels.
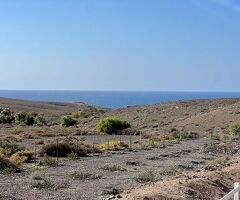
left=109, top=98, right=240, bottom=135
left=122, top=155, right=240, bottom=200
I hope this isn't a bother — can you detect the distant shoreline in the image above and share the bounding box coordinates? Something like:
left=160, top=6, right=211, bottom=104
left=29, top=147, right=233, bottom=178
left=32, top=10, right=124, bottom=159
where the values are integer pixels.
left=1, top=90, right=240, bottom=109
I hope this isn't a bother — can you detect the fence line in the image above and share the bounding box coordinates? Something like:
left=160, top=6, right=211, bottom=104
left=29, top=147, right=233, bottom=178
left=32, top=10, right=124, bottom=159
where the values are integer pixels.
left=220, top=182, right=240, bottom=200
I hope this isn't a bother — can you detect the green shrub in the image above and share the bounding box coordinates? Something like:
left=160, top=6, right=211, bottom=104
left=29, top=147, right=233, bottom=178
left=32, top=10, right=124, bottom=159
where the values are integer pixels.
left=96, top=117, right=131, bottom=134
left=42, top=156, right=57, bottom=166
left=15, top=112, right=35, bottom=126
left=0, top=108, right=14, bottom=124
left=60, top=115, right=77, bottom=127
left=229, top=123, right=240, bottom=136
left=67, top=152, right=78, bottom=160
left=34, top=115, right=47, bottom=126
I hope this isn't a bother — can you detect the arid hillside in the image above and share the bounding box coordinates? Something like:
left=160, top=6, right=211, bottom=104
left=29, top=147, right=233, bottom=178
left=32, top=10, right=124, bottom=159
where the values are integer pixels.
left=0, top=97, right=240, bottom=200
left=1, top=97, right=240, bottom=135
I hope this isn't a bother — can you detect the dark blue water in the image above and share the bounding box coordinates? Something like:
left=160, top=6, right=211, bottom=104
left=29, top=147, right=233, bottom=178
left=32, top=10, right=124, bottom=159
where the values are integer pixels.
left=0, top=90, right=240, bottom=109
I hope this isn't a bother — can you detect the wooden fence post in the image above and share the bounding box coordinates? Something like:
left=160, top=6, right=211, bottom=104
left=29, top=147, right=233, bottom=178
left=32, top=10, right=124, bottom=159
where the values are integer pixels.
left=34, top=139, right=36, bottom=164
left=56, top=138, right=59, bottom=164
left=129, top=134, right=132, bottom=151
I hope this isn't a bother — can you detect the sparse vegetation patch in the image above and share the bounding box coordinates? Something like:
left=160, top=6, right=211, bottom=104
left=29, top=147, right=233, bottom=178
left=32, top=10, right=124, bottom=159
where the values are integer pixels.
left=71, top=170, right=101, bottom=180
left=229, top=122, right=240, bottom=136
left=136, top=169, right=155, bottom=183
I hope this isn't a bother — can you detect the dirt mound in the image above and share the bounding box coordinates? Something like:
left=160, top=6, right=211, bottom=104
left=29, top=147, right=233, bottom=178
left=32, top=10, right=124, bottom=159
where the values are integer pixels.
left=122, top=156, right=240, bottom=200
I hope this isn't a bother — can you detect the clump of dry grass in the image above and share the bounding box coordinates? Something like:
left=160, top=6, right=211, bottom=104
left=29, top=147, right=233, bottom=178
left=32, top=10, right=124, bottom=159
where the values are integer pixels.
left=0, top=156, right=19, bottom=174
left=9, top=150, right=34, bottom=165
left=100, top=141, right=128, bottom=151
left=206, top=156, right=229, bottom=170
left=136, top=169, right=155, bottom=183
left=102, top=164, right=126, bottom=172
left=31, top=176, right=53, bottom=189
left=70, top=170, right=101, bottom=180
left=0, top=140, right=24, bottom=157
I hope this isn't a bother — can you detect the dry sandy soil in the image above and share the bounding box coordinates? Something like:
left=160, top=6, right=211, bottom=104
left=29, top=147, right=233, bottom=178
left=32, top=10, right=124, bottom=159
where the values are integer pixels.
left=0, top=97, right=240, bottom=200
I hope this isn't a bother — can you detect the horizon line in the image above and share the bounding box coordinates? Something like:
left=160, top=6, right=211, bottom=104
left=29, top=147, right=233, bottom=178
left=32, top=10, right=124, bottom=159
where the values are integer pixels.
left=1, top=89, right=240, bottom=93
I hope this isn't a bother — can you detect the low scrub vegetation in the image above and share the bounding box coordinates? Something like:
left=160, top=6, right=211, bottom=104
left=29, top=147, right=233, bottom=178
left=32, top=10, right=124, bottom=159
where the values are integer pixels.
left=15, top=112, right=35, bottom=126
left=0, top=108, right=14, bottom=124
left=39, top=142, right=72, bottom=157
left=229, top=122, right=240, bottom=136
left=42, top=156, right=57, bottom=166
left=206, top=156, right=229, bottom=170
left=146, top=131, right=199, bottom=147
left=102, top=164, right=126, bottom=172
left=67, top=152, right=78, bottom=160
left=100, top=141, right=128, bottom=151
left=71, top=170, right=101, bottom=180
left=0, top=108, right=46, bottom=126
left=0, top=140, right=24, bottom=157
left=0, top=156, right=19, bottom=174
left=136, top=169, right=155, bottom=183
left=31, top=175, right=53, bottom=189
left=39, top=140, right=101, bottom=158
left=9, top=150, right=34, bottom=165
left=96, top=117, right=131, bottom=134
left=60, top=115, right=78, bottom=127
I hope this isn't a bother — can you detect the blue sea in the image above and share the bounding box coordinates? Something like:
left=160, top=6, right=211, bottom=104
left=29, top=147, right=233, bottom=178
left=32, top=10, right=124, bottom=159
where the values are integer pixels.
left=0, top=90, right=240, bottom=109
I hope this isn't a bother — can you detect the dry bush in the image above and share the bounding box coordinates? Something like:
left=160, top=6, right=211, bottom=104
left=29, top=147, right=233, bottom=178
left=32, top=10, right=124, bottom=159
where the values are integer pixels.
left=9, top=150, right=34, bottom=165
left=38, top=142, right=93, bottom=157
left=136, top=169, right=155, bottom=183
left=0, top=140, right=24, bottom=157
left=0, top=156, right=19, bottom=173
left=39, top=142, right=72, bottom=157
left=121, top=128, right=140, bottom=135
left=78, top=143, right=102, bottom=153
left=100, top=141, right=129, bottom=151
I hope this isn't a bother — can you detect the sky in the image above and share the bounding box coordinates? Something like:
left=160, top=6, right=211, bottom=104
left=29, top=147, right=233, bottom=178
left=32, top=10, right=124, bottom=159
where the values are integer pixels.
left=0, top=0, right=239, bottom=91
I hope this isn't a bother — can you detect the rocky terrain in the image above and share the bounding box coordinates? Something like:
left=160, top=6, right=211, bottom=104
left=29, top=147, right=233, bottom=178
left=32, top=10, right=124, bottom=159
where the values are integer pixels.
left=0, top=97, right=240, bottom=200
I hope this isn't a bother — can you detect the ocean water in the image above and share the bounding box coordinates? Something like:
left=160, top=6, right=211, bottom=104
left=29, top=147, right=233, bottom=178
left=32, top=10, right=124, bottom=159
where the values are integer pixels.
left=0, top=90, right=240, bottom=109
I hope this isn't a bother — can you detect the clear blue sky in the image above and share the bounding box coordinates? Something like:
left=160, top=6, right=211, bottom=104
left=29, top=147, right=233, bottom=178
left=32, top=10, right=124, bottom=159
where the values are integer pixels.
left=0, top=0, right=239, bottom=91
